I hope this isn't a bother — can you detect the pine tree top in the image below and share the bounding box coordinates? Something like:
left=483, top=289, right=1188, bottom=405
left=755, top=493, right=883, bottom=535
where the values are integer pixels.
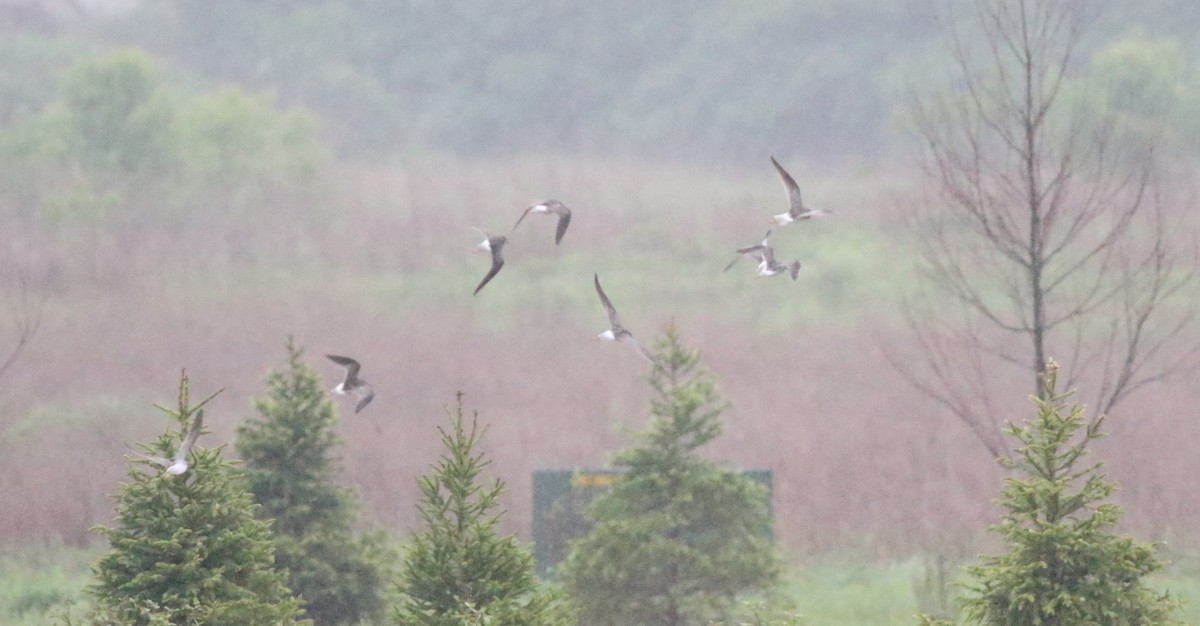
left=561, top=326, right=780, bottom=626
left=237, top=337, right=356, bottom=536
left=90, top=372, right=308, bottom=626
left=996, top=361, right=1112, bottom=527
left=237, top=338, right=390, bottom=626
left=396, top=392, right=568, bottom=626
left=619, top=323, right=727, bottom=470
left=956, top=361, right=1182, bottom=626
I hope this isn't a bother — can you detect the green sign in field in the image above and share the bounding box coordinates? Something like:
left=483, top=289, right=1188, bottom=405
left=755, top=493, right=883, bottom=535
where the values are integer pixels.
left=531, top=468, right=773, bottom=576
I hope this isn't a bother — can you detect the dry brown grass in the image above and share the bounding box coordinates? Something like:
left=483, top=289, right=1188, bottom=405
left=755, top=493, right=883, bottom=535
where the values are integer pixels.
left=1, top=154, right=1197, bottom=559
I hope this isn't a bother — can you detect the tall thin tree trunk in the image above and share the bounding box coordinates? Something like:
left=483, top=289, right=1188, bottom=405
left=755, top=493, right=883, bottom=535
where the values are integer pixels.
left=1021, top=1, right=1048, bottom=398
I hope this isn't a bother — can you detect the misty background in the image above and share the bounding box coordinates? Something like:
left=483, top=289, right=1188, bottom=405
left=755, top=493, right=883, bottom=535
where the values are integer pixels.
left=2, top=0, right=1200, bottom=565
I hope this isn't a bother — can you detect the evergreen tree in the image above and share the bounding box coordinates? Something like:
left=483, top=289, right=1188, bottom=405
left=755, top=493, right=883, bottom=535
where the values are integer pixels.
left=86, top=372, right=308, bottom=626
left=920, top=361, right=1181, bottom=626
left=236, top=338, right=389, bottom=626
left=394, top=392, right=569, bottom=626
left=560, top=325, right=780, bottom=626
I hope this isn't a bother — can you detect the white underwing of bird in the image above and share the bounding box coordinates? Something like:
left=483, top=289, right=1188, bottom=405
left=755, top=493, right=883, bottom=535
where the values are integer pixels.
left=512, top=199, right=572, bottom=245
left=327, top=354, right=376, bottom=413
left=592, top=273, right=653, bottom=363
left=769, top=156, right=833, bottom=225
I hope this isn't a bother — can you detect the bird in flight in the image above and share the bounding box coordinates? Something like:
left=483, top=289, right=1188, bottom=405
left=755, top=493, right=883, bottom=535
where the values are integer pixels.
left=327, top=354, right=376, bottom=413
left=472, top=228, right=507, bottom=295
left=724, top=229, right=775, bottom=272
left=769, top=156, right=832, bottom=225
left=754, top=244, right=802, bottom=280
left=593, top=273, right=653, bottom=363
left=512, top=199, right=572, bottom=245
left=139, top=410, right=205, bottom=477
left=724, top=229, right=802, bottom=280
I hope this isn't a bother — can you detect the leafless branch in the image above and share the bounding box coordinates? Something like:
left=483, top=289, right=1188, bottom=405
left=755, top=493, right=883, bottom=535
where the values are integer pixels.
left=896, top=0, right=1199, bottom=455
left=0, top=269, right=45, bottom=383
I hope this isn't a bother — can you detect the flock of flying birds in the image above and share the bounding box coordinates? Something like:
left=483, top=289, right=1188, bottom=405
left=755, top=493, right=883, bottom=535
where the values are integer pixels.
left=330, top=155, right=831, bottom=412
left=139, top=156, right=833, bottom=474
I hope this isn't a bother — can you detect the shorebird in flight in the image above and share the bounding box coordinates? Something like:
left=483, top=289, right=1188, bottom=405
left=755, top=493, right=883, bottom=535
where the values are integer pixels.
left=472, top=228, right=507, bottom=295
left=754, top=244, right=802, bottom=280
left=139, top=410, right=205, bottom=476
left=724, top=229, right=775, bottom=272
left=593, top=273, right=653, bottom=363
left=724, top=229, right=802, bottom=279
left=512, top=199, right=572, bottom=245
left=327, top=354, right=375, bottom=413
left=769, top=156, right=832, bottom=225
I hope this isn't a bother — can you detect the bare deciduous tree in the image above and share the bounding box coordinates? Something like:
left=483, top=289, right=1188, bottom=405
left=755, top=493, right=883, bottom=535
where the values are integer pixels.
left=896, top=0, right=1198, bottom=456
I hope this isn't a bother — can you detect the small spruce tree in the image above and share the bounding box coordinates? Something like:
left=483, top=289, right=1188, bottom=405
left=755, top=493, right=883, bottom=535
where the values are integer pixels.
left=87, top=372, right=308, bottom=626
left=394, top=392, right=569, bottom=626
left=235, top=338, right=389, bottom=626
left=919, top=361, right=1181, bottom=626
left=560, top=325, right=781, bottom=626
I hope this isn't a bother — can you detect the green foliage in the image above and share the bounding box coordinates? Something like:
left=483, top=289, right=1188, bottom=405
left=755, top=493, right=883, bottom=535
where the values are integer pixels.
left=395, top=393, right=570, bottom=626
left=1074, top=28, right=1200, bottom=156
left=779, top=558, right=926, bottom=626
left=235, top=337, right=389, bottom=626
left=236, top=338, right=353, bottom=534
left=928, top=362, right=1182, bottom=626
left=911, top=552, right=964, bottom=621
left=0, top=47, right=326, bottom=233
left=0, top=542, right=96, bottom=624
left=17, top=544, right=1200, bottom=626
left=12, top=3, right=1200, bottom=162
left=1, top=48, right=175, bottom=181
left=85, top=373, right=308, bottom=626
left=104, top=1, right=929, bottom=159
left=173, top=87, right=322, bottom=188
left=57, top=48, right=175, bottom=174
left=714, top=597, right=805, bottom=626
left=560, top=325, right=781, bottom=626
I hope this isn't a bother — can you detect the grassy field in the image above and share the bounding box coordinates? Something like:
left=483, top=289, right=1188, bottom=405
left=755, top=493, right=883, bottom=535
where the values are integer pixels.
left=3, top=543, right=1197, bottom=626
left=3, top=156, right=1200, bottom=626
left=0, top=543, right=97, bottom=626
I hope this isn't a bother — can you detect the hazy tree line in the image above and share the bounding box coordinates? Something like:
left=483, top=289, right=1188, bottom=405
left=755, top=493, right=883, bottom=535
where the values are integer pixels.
left=2, top=1, right=1200, bottom=162
left=1, top=1, right=1198, bottom=265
